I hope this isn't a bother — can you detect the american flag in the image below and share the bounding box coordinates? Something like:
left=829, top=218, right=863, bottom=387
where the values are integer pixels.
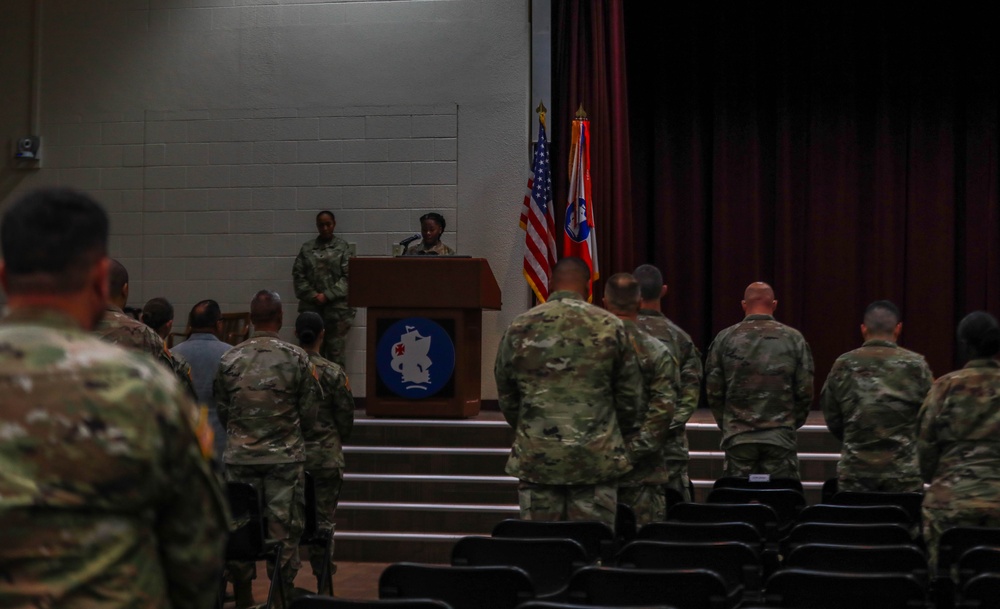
left=520, top=115, right=558, bottom=303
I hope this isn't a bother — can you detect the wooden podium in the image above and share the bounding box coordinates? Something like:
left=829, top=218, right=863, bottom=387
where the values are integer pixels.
left=348, top=257, right=502, bottom=418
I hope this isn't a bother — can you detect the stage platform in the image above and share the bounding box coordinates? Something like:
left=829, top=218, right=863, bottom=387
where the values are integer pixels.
left=334, top=408, right=840, bottom=562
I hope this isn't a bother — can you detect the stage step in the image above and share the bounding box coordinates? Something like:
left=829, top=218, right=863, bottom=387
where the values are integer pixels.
left=332, top=410, right=841, bottom=563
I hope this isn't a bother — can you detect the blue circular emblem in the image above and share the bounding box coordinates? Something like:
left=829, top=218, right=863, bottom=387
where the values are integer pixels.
left=564, top=198, right=591, bottom=243
left=376, top=317, right=456, bottom=399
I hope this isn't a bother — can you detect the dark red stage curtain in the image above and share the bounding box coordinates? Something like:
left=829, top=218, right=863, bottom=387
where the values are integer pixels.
left=552, top=0, right=635, bottom=303
left=609, top=2, right=1000, bottom=383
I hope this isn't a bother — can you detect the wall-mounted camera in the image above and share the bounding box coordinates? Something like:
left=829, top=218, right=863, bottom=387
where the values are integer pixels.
left=16, top=136, right=41, bottom=161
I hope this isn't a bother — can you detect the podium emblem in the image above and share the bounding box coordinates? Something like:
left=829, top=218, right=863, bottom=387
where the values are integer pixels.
left=376, top=317, right=456, bottom=399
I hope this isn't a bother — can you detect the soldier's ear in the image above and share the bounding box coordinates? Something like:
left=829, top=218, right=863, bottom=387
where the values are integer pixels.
left=860, top=323, right=870, bottom=340
left=660, top=285, right=668, bottom=299
left=893, top=322, right=903, bottom=341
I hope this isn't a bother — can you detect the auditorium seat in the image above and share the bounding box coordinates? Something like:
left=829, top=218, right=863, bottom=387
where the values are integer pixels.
left=451, top=536, right=589, bottom=599
left=667, top=502, right=781, bottom=542
left=956, top=546, right=1000, bottom=588
left=831, top=490, right=923, bottom=523
left=491, top=519, right=615, bottom=563
left=958, top=573, right=1000, bottom=609
left=713, top=476, right=805, bottom=494
left=614, top=503, right=637, bottom=543
left=780, top=522, right=915, bottom=555
left=516, top=602, right=677, bottom=609
left=379, top=563, right=534, bottom=609
left=796, top=503, right=912, bottom=526
left=705, top=487, right=805, bottom=530
left=782, top=543, right=928, bottom=585
left=566, top=566, right=737, bottom=609
left=291, top=597, right=453, bottom=609
left=938, top=527, right=1000, bottom=577
left=615, top=540, right=762, bottom=599
left=764, top=568, right=926, bottom=609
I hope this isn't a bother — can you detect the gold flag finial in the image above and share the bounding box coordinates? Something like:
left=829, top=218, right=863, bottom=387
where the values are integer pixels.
left=536, top=100, right=547, bottom=127
left=576, top=103, right=588, bottom=119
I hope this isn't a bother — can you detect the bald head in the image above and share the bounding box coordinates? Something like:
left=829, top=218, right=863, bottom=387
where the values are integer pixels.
left=550, top=257, right=591, bottom=298
left=108, top=259, right=129, bottom=307
left=250, top=289, right=283, bottom=330
left=741, top=281, right=777, bottom=315
left=604, top=273, right=641, bottom=318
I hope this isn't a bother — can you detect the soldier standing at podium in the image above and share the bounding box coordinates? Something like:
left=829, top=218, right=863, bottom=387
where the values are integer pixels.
left=494, top=257, right=642, bottom=527
left=293, top=210, right=355, bottom=369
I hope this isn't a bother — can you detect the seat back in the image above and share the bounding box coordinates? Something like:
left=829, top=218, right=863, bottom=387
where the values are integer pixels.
left=669, top=501, right=780, bottom=541
left=831, top=490, right=923, bottom=523
left=939, top=527, right=1000, bottom=574
left=225, top=481, right=266, bottom=559
left=451, top=536, right=588, bottom=598
left=821, top=478, right=839, bottom=504
left=491, top=519, right=614, bottom=563
left=961, top=572, right=1000, bottom=608
left=782, top=522, right=914, bottom=554
left=957, top=545, right=1000, bottom=587
left=517, top=602, right=678, bottom=609
left=379, top=563, right=534, bottom=609
left=637, top=521, right=762, bottom=549
left=713, top=476, right=805, bottom=494
left=783, top=543, right=928, bottom=580
left=290, top=597, right=453, bottom=609
left=797, top=503, right=912, bottom=526
left=616, top=540, right=762, bottom=591
left=615, top=502, right=637, bottom=543
left=765, top=568, right=926, bottom=609
left=220, top=311, right=252, bottom=345
left=706, top=487, right=805, bottom=526
left=567, top=566, right=734, bottom=609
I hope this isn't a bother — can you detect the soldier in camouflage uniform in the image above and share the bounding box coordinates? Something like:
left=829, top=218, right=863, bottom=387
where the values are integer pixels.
left=634, top=264, right=703, bottom=502
left=93, top=260, right=196, bottom=399
left=706, top=282, right=814, bottom=479
left=293, top=210, right=355, bottom=369
left=919, top=311, right=1000, bottom=568
left=821, top=300, right=932, bottom=492
left=494, top=257, right=642, bottom=528
left=604, top=273, right=678, bottom=524
left=295, top=311, right=355, bottom=594
left=215, top=290, right=322, bottom=608
left=402, top=212, right=455, bottom=255
left=0, top=188, right=227, bottom=608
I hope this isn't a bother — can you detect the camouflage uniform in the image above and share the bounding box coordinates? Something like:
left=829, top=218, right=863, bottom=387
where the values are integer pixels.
left=494, top=290, right=642, bottom=527
left=637, top=308, right=703, bottom=501
left=215, top=331, right=322, bottom=598
left=0, top=309, right=228, bottom=608
left=617, top=320, right=678, bottom=524
left=94, top=305, right=197, bottom=400
left=305, top=352, right=355, bottom=592
left=706, top=314, right=814, bottom=479
left=820, top=339, right=932, bottom=492
left=403, top=241, right=455, bottom=256
left=918, top=358, right=1000, bottom=568
left=293, top=235, right=355, bottom=369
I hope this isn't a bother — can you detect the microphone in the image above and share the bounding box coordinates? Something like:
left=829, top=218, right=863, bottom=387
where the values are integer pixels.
left=399, top=234, right=420, bottom=247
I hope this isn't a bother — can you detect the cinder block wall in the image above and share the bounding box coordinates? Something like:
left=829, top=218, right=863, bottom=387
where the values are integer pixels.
left=0, top=0, right=531, bottom=397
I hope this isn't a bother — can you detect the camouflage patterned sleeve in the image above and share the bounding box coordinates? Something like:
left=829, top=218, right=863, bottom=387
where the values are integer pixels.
left=612, top=329, right=643, bottom=438
left=705, top=336, right=726, bottom=427
left=917, top=382, right=945, bottom=482
left=326, top=244, right=350, bottom=302
left=626, top=349, right=678, bottom=460
left=673, top=340, right=703, bottom=430
left=793, top=336, right=815, bottom=428
left=292, top=244, right=317, bottom=302
left=819, top=359, right=846, bottom=441
left=331, top=369, right=355, bottom=443
left=214, top=365, right=231, bottom=428
left=155, top=385, right=229, bottom=609
left=494, top=333, right=521, bottom=428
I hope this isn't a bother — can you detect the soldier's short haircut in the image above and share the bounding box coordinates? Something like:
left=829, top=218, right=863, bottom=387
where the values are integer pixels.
left=250, top=289, right=282, bottom=324
left=189, top=299, right=222, bottom=329
left=551, top=256, right=591, bottom=288
left=296, top=311, right=325, bottom=346
left=1, top=188, right=108, bottom=294
left=633, top=264, right=664, bottom=301
left=317, top=210, right=335, bottom=222
left=141, top=297, right=174, bottom=332
left=863, top=300, right=901, bottom=334
left=958, top=311, right=1000, bottom=358
left=109, top=259, right=129, bottom=297
left=606, top=273, right=641, bottom=314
